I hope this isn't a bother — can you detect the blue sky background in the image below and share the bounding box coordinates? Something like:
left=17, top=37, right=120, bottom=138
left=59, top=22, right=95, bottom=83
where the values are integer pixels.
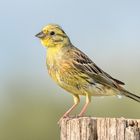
left=0, top=0, right=140, bottom=139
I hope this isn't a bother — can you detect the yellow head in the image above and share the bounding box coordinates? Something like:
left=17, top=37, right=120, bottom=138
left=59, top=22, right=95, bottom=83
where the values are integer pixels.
left=35, top=24, right=71, bottom=48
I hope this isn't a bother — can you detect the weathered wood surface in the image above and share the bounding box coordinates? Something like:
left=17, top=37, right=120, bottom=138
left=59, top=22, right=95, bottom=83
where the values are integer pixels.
left=60, top=117, right=140, bottom=140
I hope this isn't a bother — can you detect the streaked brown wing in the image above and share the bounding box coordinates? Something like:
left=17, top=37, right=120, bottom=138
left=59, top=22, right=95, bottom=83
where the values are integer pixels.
left=70, top=46, right=125, bottom=87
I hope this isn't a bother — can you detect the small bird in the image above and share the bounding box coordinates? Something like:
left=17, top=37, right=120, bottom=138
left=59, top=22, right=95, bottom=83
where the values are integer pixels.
left=35, top=24, right=140, bottom=120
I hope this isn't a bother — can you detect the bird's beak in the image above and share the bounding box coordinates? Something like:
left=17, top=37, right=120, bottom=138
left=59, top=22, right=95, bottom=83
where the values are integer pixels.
left=35, top=31, right=46, bottom=39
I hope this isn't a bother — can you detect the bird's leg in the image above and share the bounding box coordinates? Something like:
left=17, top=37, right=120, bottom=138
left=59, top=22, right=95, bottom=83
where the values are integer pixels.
left=78, top=94, right=91, bottom=116
left=58, top=94, right=80, bottom=123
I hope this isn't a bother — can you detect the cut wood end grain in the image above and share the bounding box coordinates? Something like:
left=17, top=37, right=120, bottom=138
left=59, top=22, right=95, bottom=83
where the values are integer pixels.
left=60, top=117, right=140, bottom=140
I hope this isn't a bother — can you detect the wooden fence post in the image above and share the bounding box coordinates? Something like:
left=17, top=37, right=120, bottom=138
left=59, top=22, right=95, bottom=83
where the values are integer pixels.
left=60, top=117, right=140, bottom=140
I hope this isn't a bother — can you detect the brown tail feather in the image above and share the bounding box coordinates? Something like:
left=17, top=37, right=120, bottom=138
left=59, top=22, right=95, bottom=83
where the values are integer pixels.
left=121, top=89, right=140, bottom=102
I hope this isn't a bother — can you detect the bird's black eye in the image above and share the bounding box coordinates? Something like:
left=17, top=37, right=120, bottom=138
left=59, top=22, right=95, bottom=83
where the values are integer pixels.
left=50, top=31, right=55, bottom=36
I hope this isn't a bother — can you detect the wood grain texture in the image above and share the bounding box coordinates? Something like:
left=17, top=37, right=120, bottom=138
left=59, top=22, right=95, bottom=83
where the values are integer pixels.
left=60, top=117, right=140, bottom=140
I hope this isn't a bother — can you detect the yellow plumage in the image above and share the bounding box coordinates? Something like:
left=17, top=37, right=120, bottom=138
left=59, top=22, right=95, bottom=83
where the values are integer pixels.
left=35, top=24, right=140, bottom=121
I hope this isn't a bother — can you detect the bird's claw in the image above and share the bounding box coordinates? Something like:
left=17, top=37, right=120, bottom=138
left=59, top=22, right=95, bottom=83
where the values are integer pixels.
left=57, top=115, right=68, bottom=125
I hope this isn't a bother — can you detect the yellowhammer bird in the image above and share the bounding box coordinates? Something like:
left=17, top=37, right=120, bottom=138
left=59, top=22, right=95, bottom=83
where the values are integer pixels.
left=35, top=24, right=140, bottom=120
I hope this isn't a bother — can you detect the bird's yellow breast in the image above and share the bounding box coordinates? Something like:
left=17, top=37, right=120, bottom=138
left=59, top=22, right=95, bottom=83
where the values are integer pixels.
left=46, top=54, right=88, bottom=95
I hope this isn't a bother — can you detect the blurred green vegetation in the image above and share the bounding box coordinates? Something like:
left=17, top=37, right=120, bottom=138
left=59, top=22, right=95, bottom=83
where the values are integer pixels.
left=1, top=77, right=140, bottom=140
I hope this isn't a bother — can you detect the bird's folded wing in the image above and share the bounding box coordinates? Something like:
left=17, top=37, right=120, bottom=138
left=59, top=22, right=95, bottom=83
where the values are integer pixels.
left=71, top=46, right=124, bottom=88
